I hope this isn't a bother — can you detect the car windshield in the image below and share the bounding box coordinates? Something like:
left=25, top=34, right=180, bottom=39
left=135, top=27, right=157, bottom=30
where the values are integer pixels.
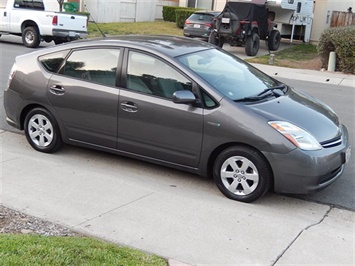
left=177, top=49, right=280, bottom=101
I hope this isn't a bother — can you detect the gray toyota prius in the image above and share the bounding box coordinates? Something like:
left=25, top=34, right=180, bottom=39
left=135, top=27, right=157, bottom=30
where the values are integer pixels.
left=4, top=36, right=351, bottom=202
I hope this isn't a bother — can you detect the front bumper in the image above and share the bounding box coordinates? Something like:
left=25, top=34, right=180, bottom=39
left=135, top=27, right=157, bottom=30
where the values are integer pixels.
left=264, top=125, right=350, bottom=194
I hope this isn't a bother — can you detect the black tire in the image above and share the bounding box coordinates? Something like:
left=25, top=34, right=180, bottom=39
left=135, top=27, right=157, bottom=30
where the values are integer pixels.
left=54, top=39, right=64, bottom=45
left=216, top=12, right=240, bottom=35
left=245, top=32, right=260, bottom=56
left=268, top=30, right=281, bottom=51
left=213, top=145, right=272, bottom=203
left=24, top=108, right=63, bottom=153
left=22, top=26, right=40, bottom=48
left=208, top=31, right=224, bottom=48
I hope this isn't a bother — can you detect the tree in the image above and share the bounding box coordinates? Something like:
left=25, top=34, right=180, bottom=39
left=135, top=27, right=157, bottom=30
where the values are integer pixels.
left=57, top=0, right=64, bottom=12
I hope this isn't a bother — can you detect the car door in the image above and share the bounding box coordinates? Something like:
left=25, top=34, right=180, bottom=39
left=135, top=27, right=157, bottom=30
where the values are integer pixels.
left=117, top=50, right=203, bottom=167
left=47, top=48, right=121, bottom=149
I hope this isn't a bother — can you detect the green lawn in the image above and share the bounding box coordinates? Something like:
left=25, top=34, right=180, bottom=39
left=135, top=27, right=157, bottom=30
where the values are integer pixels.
left=0, top=234, right=167, bottom=265
left=88, top=21, right=183, bottom=38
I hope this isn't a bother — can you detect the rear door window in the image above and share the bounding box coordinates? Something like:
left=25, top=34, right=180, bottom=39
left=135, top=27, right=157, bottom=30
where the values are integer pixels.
left=62, top=48, right=120, bottom=87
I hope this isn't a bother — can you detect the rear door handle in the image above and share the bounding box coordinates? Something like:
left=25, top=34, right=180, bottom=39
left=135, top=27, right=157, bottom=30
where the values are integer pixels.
left=49, top=85, right=65, bottom=96
left=121, top=102, right=138, bottom=113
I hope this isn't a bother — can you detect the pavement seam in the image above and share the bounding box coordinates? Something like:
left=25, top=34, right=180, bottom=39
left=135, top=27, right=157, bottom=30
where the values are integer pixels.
left=76, top=192, right=155, bottom=226
left=271, top=206, right=333, bottom=266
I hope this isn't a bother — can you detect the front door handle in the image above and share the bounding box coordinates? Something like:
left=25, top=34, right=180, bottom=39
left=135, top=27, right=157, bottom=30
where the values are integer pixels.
left=49, top=85, right=65, bottom=96
left=121, top=102, right=138, bottom=113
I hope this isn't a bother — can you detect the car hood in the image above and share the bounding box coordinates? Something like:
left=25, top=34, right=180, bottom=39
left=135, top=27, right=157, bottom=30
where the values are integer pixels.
left=248, top=87, right=341, bottom=143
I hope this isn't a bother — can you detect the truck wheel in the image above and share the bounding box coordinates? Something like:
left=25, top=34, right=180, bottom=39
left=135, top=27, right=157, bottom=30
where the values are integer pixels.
left=268, top=30, right=281, bottom=51
left=208, top=31, right=224, bottom=48
left=245, top=32, right=260, bottom=56
left=22, top=26, right=40, bottom=48
left=213, top=145, right=272, bottom=203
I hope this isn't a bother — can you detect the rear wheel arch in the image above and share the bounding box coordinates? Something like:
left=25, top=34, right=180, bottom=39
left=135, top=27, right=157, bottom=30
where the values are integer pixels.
left=21, top=20, right=39, bottom=33
left=20, top=104, right=43, bottom=130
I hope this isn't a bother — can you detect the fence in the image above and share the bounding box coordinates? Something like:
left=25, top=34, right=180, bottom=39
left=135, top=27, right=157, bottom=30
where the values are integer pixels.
left=331, top=11, right=355, bottom=27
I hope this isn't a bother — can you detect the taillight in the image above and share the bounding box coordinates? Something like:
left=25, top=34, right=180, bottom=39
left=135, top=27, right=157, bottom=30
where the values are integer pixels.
left=205, top=23, right=212, bottom=28
left=7, top=63, right=17, bottom=90
left=52, top=15, right=58, bottom=25
left=185, top=20, right=191, bottom=25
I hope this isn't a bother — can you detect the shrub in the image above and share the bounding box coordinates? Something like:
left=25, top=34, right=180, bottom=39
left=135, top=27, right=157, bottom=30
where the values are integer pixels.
left=77, top=12, right=90, bottom=20
left=317, top=26, right=355, bottom=74
left=176, top=9, right=198, bottom=29
left=162, top=6, right=186, bottom=22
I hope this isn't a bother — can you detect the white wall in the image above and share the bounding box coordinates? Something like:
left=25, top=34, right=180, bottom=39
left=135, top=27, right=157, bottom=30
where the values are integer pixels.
left=311, top=0, right=354, bottom=42
left=43, top=0, right=60, bottom=11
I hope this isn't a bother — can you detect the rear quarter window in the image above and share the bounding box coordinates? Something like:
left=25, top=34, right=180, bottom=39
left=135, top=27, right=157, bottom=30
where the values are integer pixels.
left=39, top=50, right=69, bottom=73
left=14, top=0, right=45, bottom=10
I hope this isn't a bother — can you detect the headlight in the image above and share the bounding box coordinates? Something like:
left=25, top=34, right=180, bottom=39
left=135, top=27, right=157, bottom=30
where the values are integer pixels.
left=268, top=121, right=322, bottom=151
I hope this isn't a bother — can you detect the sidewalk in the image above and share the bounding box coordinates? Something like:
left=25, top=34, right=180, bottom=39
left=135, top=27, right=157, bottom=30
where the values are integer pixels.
left=252, top=63, right=354, bottom=88
left=1, top=130, right=354, bottom=265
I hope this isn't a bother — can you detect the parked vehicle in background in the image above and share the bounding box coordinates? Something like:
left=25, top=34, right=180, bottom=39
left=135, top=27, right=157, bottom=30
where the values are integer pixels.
left=209, top=2, right=281, bottom=56
left=183, top=11, right=220, bottom=41
left=0, top=0, right=87, bottom=48
left=4, top=36, right=351, bottom=203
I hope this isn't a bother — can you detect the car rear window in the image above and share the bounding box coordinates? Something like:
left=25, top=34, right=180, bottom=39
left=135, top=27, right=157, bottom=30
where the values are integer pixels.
left=189, top=13, right=215, bottom=22
left=39, top=50, right=69, bottom=73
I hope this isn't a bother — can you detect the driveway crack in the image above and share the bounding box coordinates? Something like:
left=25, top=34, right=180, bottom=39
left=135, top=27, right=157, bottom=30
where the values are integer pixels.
left=271, top=206, right=333, bottom=266
left=77, top=192, right=155, bottom=226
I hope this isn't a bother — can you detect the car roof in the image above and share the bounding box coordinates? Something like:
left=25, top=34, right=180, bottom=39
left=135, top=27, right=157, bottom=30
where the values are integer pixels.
left=35, top=35, right=215, bottom=58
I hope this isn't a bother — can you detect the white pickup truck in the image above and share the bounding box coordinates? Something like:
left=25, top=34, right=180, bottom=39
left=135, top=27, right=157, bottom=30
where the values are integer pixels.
left=0, top=0, right=87, bottom=48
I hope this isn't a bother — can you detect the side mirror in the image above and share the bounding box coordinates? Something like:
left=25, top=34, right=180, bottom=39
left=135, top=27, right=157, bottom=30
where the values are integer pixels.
left=173, top=90, right=197, bottom=104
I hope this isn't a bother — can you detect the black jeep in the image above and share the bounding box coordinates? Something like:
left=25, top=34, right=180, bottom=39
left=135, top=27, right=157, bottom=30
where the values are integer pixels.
left=209, top=2, right=281, bottom=56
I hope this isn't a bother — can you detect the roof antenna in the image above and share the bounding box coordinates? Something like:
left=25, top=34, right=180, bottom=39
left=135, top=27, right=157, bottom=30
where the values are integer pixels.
left=85, top=5, right=106, bottom=37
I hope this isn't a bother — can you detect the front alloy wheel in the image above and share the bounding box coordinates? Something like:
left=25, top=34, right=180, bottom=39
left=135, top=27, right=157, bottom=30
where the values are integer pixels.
left=24, top=108, right=63, bottom=153
left=213, top=146, right=272, bottom=202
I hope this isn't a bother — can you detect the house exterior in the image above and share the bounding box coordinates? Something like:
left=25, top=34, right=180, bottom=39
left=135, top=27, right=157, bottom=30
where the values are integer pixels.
left=43, top=0, right=177, bottom=21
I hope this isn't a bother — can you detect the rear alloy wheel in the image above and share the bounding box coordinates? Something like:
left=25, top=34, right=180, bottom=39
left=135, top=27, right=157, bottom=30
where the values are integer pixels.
left=22, top=26, right=40, bottom=48
left=245, top=32, right=260, bottom=56
left=24, top=108, right=63, bottom=153
left=213, top=146, right=272, bottom=203
left=268, top=30, right=281, bottom=51
left=208, top=31, right=224, bottom=48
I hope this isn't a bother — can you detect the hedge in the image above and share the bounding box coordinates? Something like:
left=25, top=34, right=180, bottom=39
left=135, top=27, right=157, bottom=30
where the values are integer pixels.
left=162, top=6, right=187, bottom=22
left=317, top=26, right=355, bottom=74
left=176, top=9, right=199, bottom=29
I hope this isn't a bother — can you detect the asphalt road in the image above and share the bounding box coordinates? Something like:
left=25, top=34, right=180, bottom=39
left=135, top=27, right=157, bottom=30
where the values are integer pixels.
left=1, top=35, right=354, bottom=210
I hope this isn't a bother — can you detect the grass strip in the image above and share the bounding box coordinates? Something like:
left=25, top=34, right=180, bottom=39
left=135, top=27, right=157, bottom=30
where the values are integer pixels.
left=0, top=234, right=167, bottom=265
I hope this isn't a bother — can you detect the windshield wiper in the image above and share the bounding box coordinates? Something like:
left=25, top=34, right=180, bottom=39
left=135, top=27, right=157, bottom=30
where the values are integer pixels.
left=234, top=85, right=287, bottom=102
left=257, top=84, right=286, bottom=97
left=234, top=95, right=268, bottom=102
